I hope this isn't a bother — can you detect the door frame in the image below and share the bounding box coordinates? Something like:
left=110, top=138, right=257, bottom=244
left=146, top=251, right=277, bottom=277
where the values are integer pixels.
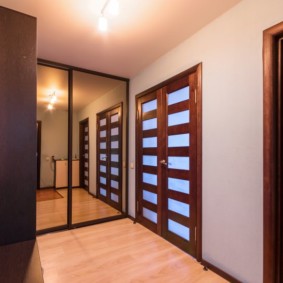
left=79, top=118, right=89, bottom=192
left=263, top=21, right=283, bottom=283
left=135, top=63, right=202, bottom=261
left=36, top=121, right=42, bottom=189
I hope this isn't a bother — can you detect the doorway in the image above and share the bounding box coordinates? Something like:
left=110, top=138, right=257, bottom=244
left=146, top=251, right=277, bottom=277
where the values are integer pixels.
left=97, top=103, right=123, bottom=211
left=136, top=64, right=202, bottom=259
left=263, top=22, right=283, bottom=283
left=79, top=118, right=89, bottom=191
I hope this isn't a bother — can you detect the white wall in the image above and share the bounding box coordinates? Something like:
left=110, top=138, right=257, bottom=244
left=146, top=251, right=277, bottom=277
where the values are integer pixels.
left=128, top=0, right=283, bottom=282
left=37, top=107, right=68, bottom=188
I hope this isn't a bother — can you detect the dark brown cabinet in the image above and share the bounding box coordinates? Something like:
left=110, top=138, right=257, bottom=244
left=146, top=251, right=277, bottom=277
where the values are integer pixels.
left=0, top=6, right=37, bottom=245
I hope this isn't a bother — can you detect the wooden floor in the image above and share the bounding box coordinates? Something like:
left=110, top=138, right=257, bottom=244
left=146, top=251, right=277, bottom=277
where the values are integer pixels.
left=36, top=188, right=121, bottom=230
left=37, top=219, right=228, bottom=283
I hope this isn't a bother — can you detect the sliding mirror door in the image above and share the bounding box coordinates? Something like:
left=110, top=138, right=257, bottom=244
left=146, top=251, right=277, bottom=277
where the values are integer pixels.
left=72, top=71, right=127, bottom=224
left=36, top=64, right=68, bottom=231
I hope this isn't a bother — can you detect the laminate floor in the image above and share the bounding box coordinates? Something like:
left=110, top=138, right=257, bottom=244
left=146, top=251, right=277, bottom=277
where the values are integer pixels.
left=36, top=188, right=121, bottom=230
left=37, top=218, right=228, bottom=283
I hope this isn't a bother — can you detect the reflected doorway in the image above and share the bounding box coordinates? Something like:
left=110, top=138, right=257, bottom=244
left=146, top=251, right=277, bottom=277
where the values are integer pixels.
left=79, top=118, right=89, bottom=191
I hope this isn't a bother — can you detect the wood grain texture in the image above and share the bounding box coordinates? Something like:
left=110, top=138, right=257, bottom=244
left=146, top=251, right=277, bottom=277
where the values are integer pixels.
left=0, top=240, right=44, bottom=283
left=37, top=218, right=227, bottom=283
left=0, top=6, right=36, bottom=245
left=36, top=188, right=121, bottom=230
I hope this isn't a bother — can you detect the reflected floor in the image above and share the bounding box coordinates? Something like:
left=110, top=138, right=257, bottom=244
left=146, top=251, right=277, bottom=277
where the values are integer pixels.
left=36, top=188, right=121, bottom=231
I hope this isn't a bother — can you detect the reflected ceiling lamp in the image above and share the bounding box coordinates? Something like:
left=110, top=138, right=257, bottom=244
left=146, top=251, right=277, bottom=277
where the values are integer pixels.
left=98, top=0, right=120, bottom=32
left=47, top=91, right=57, bottom=111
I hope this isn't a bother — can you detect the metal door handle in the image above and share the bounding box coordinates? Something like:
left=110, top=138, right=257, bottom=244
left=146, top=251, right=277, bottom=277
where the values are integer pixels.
left=160, top=160, right=167, bottom=166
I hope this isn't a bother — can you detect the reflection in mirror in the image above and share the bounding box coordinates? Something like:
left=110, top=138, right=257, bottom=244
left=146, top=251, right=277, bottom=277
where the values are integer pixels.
left=72, top=71, right=127, bottom=224
left=36, top=64, right=68, bottom=231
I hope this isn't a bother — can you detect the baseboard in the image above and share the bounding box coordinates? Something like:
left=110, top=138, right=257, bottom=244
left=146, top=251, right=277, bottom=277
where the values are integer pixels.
left=38, top=186, right=55, bottom=190
left=88, top=191, right=96, bottom=198
left=201, top=260, right=242, bottom=283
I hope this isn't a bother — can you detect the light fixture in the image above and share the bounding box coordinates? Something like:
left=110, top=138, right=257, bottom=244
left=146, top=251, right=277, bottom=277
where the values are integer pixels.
left=98, top=0, right=120, bottom=32
left=98, top=15, right=108, bottom=32
left=47, top=103, right=54, bottom=110
left=108, top=0, right=120, bottom=16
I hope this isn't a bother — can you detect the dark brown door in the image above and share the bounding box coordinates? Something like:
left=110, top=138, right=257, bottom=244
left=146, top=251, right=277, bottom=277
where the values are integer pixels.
left=97, top=104, right=123, bottom=211
left=79, top=118, right=89, bottom=191
left=136, top=73, right=198, bottom=256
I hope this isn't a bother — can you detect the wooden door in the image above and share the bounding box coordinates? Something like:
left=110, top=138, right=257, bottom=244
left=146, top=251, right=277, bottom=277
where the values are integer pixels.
left=136, top=73, right=198, bottom=257
left=79, top=118, right=89, bottom=191
left=97, top=104, right=123, bottom=211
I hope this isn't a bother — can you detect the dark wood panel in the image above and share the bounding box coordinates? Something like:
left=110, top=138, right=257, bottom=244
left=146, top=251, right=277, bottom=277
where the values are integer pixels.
left=142, top=128, right=157, bottom=138
left=168, top=100, right=190, bottom=115
left=168, top=124, right=190, bottom=135
left=168, top=147, right=190, bottom=156
left=0, top=7, right=36, bottom=245
left=168, top=210, right=190, bottom=227
left=142, top=109, right=157, bottom=120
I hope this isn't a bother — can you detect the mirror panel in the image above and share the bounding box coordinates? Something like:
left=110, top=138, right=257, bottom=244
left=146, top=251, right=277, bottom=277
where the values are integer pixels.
left=36, top=65, right=68, bottom=231
left=72, top=71, right=127, bottom=224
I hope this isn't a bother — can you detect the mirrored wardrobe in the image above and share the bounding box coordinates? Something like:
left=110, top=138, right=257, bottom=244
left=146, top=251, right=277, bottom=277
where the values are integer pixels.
left=36, top=61, right=128, bottom=233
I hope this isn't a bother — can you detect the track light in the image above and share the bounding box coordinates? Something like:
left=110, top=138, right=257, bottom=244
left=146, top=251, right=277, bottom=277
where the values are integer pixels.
left=98, top=0, right=120, bottom=32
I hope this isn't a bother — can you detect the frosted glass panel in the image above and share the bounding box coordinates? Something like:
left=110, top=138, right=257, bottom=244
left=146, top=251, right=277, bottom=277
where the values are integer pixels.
left=111, top=193, right=119, bottom=203
left=111, top=127, right=119, bottom=136
left=85, top=144, right=88, bottom=150
left=143, top=173, right=157, bottom=186
left=100, top=188, right=106, bottom=196
left=111, top=141, right=119, bottom=148
left=85, top=136, right=88, bottom=141
left=100, top=154, right=107, bottom=161
left=111, top=114, right=119, bottom=123
left=85, top=180, right=88, bottom=186
left=168, top=86, right=189, bottom=105
left=100, top=130, right=106, bottom=138
left=143, top=155, right=157, bottom=166
left=111, top=154, right=119, bottom=162
left=111, top=167, right=119, bottom=176
left=85, top=162, right=88, bottom=167
left=168, top=219, right=190, bottom=241
left=143, top=190, right=157, bottom=204
left=100, top=118, right=106, bottom=126
left=85, top=127, right=88, bottom=132
left=143, top=137, right=157, bottom=148
left=168, top=134, right=190, bottom=147
left=100, top=177, right=106, bottom=185
left=143, top=208, right=157, bottom=223
left=168, top=110, right=190, bottom=126
left=168, top=157, right=190, bottom=170
left=168, top=178, right=190, bottom=194
left=143, top=118, right=157, bottom=131
left=100, top=165, right=106, bottom=173
left=168, top=198, right=190, bottom=217
left=111, top=180, right=119, bottom=189
left=142, top=99, right=157, bottom=113
left=84, top=171, right=88, bottom=177
left=100, top=142, right=106, bottom=149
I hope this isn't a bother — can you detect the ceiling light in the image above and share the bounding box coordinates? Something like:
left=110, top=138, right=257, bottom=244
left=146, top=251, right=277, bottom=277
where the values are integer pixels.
left=108, top=0, right=120, bottom=16
left=98, top=0, right=119, bottom=32
left=98, top=15, right=108, bottom=32
left=47, top=104, right=54, bottom=110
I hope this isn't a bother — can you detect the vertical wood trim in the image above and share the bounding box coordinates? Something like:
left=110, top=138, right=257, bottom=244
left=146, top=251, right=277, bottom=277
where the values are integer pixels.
left=68, top=69, right=73, bottom=228
left=263, top=21, right=283, bottom=283
left=196, top=63, right=203, bottom=262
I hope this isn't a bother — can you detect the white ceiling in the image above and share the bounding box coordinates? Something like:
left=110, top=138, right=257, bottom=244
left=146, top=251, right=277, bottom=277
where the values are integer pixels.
left=0, top=0, right=241, bottom=78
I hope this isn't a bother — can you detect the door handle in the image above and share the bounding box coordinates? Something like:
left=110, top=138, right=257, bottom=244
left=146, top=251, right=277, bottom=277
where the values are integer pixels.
left=160, top=160, right=167, bottom=166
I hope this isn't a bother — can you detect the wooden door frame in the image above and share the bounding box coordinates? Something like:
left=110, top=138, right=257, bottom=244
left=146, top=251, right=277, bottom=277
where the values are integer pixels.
left=263, top=21, right=283, bottom=283
left=36, top=121, right=42, bottom=189
left=79, top=118, right=89, bottom=191
left=135, top=63, right=202, bottom=261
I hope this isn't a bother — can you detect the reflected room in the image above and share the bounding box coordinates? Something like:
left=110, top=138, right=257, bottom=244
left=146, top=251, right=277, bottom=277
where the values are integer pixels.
left=36, top=63, right=128, bottom=232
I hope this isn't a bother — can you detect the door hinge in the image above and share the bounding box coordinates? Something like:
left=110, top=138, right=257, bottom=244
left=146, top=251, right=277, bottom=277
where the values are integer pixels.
left=194, top=89, right=197, bottom=104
